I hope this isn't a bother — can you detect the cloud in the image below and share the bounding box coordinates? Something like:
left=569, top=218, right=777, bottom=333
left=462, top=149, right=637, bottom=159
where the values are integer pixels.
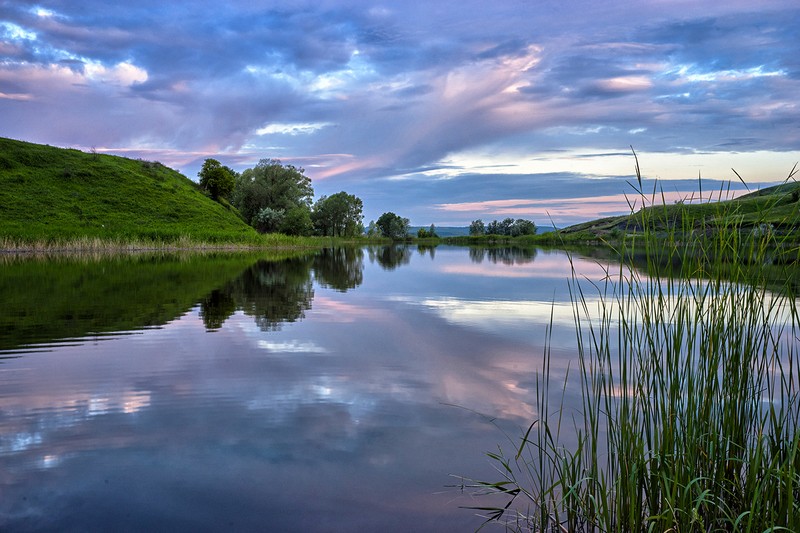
left=256, top=122, right=333, bottom=136
left=0, top=0, right=798, bottom=222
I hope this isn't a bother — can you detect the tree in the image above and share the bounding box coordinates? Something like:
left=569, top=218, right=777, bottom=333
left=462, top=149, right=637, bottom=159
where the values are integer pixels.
left=312, top=191, right=364, bottom=237
left=510, top=218, right=536, bottom=236
left=232, top=159, right=314, bottom=234
left=484, top=218, right=536, bottom=236
left=417, top=224, right=438, bottom=239
left=469, top=219, right=485, bottom=236
left=375, top=212, right=410, bottom=240
left=198, top=158, right=235, bottom=200
left=280, top=205, right=314, bottom=236
left=498, top=218, right=514, bottom=235
left=253, top=207, right=285, bottom=233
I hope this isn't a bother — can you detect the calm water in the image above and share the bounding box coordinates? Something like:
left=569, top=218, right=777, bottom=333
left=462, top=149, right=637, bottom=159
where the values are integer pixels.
left=0, top=246, right=608, bottom=532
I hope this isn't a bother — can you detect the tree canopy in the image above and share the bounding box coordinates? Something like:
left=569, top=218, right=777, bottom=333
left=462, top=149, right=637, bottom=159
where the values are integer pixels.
left=232, top=159, right=314, bottom=234
left=469, top=219, right=486, bottom=236
left=312, top=191, right=364, bottom=237
left=417, top=224, right=438, bottom=239
left=481, top=217, right=536, bottom=236
left=375, top=212, right=410, bottom=240
left=198, top=158, right=236, bottom=200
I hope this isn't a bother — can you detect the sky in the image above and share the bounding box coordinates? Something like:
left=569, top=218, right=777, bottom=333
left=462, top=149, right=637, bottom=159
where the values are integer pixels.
left=1, top=0, right=799, bottom=226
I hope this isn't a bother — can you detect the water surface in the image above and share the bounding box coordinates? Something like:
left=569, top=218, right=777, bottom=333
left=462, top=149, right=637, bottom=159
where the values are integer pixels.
left=0, top=246, right=602, bottom=532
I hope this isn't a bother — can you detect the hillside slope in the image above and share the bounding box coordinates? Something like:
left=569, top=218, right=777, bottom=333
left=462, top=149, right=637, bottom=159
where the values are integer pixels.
left=0, top=138, right=258, bottom=242
left=557, top=178, right=800, bottom=240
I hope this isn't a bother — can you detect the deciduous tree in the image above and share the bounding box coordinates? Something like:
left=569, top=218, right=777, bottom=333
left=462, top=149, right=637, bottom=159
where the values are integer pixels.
left=375, top=212, right=410, bottom=240
left=232, top=159, right=314, bottom=234
left=312, top=191, right=364, bottom=237
left=469, top=219, right=486, bottom=236
left=198, top=158, right=235, bottom=200
left=484, top=218, right=536, bottom=236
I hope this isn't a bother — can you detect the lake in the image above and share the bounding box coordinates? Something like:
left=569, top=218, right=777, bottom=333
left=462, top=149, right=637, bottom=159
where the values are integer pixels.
left=0, top=246, right=640, bottom=531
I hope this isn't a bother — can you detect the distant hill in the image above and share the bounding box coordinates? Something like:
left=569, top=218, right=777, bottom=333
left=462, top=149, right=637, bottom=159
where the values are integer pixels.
left=556, top=178, right=800, bottom=240
left=0, top=138, right=258, bottom=242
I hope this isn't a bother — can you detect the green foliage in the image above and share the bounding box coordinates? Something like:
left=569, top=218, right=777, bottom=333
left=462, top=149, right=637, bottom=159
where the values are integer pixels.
left=280, top=205, right=314, bottom=236
left=253, top=206, right=285, bottom=233
left=232, top=158, right=314, bottom=234
left=198, top=158, right=235, bottom=200
left=312, top=191, right=364, bottom=237
left=0, top=137, right=258, bottom=243
left=486, top=217, right=537, bottom=236
left=375, top=211, right=410, bottom=240
left=469, top=219, right=485, bottom=236
left=416, top=224, right=439, bottom=239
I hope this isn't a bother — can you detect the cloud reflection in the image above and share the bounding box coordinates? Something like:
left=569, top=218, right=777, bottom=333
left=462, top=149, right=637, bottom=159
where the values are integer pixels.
left=0, top=249, right=621, bottom=530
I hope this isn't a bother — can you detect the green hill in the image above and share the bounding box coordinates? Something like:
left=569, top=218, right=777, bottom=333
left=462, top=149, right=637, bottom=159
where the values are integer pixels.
left=555, top=178, right=800, bottom=241
left=0, top=137, right=259, bottom=243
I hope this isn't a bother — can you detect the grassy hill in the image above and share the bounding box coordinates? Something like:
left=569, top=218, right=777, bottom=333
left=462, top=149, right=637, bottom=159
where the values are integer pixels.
left=0, top=137, right=259, bottom=243
left=554, top=177, right=800, bottom=242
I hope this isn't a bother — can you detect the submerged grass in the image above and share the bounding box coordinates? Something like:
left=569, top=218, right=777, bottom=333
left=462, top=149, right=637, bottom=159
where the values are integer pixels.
left=460, top=159, right=800, bottom=531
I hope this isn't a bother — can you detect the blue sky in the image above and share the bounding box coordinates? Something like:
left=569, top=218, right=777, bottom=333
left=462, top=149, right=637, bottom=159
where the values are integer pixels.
left=1, top=0, right=799, bottom=226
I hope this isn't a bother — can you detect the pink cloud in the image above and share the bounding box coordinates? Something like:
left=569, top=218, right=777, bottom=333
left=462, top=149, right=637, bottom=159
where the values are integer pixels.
left=435, top=189, right=744, bottom=224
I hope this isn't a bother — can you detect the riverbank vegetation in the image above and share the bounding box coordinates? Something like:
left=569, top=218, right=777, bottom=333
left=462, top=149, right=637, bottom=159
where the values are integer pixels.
left=458, top=165, right=800, bottom=531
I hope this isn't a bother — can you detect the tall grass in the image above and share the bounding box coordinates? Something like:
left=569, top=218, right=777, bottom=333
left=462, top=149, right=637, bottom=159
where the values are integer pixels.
left=460, top=161, right=800, bottom=531
left=0, top=233, right=337, bottom=255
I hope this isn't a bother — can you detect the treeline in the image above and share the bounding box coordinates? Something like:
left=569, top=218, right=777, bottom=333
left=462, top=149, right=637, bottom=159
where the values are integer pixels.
left=198, top=158, right=364, bottom=237
left=197, top=157, right=536, bottom=240
left=468, top=218, right=536, bottom=236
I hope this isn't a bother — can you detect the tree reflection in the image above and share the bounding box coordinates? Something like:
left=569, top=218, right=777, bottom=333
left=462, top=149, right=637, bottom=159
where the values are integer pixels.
left=469, top=246, right=538, bottom=265
left=230, top=257, right=315, bottom=332
left=416, top=244, right=437, bottom=259
left=199, top=249, right=368, bottom=332
left=367, top=245, right=413, bottom=271
left=313, top=247, right=364, bottom=291
left=199, top=289, right=238, bottom=331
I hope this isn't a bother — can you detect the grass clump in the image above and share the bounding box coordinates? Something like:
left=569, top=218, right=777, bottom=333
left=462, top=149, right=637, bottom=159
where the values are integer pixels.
left=460, top=159, right=800, bottom=531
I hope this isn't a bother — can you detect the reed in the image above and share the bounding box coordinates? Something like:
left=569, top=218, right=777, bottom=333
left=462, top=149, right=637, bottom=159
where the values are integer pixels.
left=460, top=160, right=800, bottom=531
left=0, top=233, right=334, bottom=255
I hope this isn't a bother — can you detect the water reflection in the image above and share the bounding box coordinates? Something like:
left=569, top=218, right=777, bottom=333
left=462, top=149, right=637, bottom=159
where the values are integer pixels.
left=416, top=244, right=437, bottom=259
left=313, top=247, right=364, bottom=291
left=0, top=249, right=376, bottom=350
left=469, top=246, right=537, bottom=265
left=0, top=246, right=633, bottom=531
left=0, top=253, right=258, bottom=352
left=199, top=289, right=238, bottom=331
left=231, top=257, right=316, bottom=332
left=367, top=244, right=413, bottom=270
